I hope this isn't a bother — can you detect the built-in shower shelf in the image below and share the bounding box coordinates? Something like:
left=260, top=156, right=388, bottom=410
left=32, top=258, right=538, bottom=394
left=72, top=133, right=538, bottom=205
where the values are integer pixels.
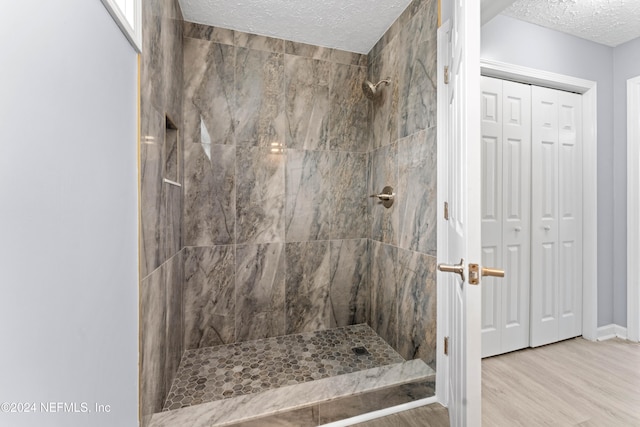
left=148, top=359, right=435, bottom=427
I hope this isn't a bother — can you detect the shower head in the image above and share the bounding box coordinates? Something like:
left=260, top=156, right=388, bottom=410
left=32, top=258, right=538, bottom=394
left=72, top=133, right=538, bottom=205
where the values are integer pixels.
left=362, top=78, right=391, bottom=100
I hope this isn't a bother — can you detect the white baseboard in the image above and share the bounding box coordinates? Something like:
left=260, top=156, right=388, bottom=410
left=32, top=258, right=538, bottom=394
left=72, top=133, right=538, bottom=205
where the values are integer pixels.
left=597, top=324, right=628, bottom=341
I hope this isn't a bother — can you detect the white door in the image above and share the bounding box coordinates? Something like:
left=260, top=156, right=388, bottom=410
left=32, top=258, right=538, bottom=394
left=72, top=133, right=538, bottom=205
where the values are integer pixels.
left=530, top=86, right=583, bottom=347
left=437, top=0, right=482, bottom=424
left=480, top=77, right=531, bottom=358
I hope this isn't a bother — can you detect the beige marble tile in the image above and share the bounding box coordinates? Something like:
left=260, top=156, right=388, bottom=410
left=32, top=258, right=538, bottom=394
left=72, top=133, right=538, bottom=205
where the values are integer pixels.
left=397, top=129, right=437, bottom=255
left=329, top=239, right=370, bottom=327
left=285, top=56, right=331, bottom=151
left=235, top=243, right=286, bottom=341
left=285, top=241, right=331, bottom=334
left=285, top=150, right=331, bottom=241
left=370, top=142, right=398, bottom=245
left=330, top=63, right=369, bottom=152
left=236, top=146, right=285, bottom=244
left=285, top=40, right=331, bottom=61
left=183, top=246, right=235, bottom=349
left=370, top=241, right=398, bottom=350
left=235, top=48, right=285, bottom=147
left=330, top=152, right=369, bottom=239
left=183, top=21, right=234, bottom=45
left=235, top=32, right=285, bottom=53
left=397, top=249, right=437, bottom=368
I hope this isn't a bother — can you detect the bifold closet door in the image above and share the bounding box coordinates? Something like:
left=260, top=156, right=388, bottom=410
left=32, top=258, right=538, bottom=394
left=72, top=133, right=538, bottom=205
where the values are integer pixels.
left=481, top=77, right=531, bottom=358
left=530, top=86, right=583, bottom=347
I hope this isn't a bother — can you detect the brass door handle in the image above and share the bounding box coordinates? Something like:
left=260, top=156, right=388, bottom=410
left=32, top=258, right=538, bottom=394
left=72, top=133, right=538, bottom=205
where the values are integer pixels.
left=438, top=258, right=465, bottom=282
left=469, top=264, right=505, bottom=285
left=482, top=267, right=505, bottom=278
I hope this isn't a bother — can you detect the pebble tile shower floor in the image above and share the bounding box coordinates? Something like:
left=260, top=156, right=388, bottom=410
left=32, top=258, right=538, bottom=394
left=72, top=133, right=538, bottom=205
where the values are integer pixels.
left=163, top=324, right=405, bottom=411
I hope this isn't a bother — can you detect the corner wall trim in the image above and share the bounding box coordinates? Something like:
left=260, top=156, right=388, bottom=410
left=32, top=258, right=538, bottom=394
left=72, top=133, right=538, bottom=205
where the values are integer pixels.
left=627, top=76, right=640, bottom=344
left=597, top=324, right=628, bottom=341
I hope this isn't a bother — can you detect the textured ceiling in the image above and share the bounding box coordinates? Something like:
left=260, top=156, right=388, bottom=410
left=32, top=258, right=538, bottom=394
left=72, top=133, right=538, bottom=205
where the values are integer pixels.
left=502, top=0, right=640, bottom=47
left=178, top=0, right=414, bottom=54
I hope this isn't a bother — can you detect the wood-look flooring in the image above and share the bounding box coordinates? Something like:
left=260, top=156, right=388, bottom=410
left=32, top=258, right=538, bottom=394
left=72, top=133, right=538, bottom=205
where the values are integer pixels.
left=357, top=337, right=640, bottom=426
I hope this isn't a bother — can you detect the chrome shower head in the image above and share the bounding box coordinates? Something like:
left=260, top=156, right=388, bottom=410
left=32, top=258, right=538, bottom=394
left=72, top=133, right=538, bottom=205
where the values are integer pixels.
left=362, top=78, right=391, bottom=100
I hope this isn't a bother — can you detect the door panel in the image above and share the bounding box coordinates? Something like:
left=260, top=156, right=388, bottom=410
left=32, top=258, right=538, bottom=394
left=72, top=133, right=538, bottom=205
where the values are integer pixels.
left=531, top=87, right=582, bottom=347
left=501, top=81, right=531, bottom=353
left=439, top=0, right=482, bottom=424
left=558, top=91, right=582, bottom=341
left=531, top=87, right=560, bottom=347
left=481, top=77, right=503, bottom=357
left=481, top=245, right=500, bottom=351
left=480, top=77, right=530, bottom=357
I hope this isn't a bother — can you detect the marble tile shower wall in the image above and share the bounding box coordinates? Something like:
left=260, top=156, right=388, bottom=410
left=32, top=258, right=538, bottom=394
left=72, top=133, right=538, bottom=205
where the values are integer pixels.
left=139, top=0, right=185, bottom=424
left=182, top=23, right=371, bottom=350
left=367, top=0, right=438, bottom=369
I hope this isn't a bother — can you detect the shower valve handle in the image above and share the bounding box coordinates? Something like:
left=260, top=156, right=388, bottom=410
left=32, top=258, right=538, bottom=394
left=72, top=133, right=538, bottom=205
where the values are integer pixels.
left=369, top=186, right=395, bottom=208
left=369, top=193, right=395, bottom=201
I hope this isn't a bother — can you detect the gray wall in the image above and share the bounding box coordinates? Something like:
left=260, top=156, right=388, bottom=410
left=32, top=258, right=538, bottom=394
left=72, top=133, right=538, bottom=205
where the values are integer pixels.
left=179, top=0, right=439, bottom=371
left=0, top=1, right=138, bottom=426
left=613, top=36, right=640, bottom=326
left=482, top=15, right=616, bottom=327
left=139, top=0, right=185, bottom=423
left=367, top=0, right=438, bottom=368
left=181, top=24, right=370, bottom=349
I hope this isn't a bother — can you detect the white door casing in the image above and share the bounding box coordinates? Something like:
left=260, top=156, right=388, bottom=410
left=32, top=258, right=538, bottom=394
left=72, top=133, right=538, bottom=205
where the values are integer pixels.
left=627, top=75, right=640, bottom=343
left=480, top=77, right=531, bottom=358
left=530, top=86, right=583, bottom=347
left=437, top=0, right=482, bottom=424
left=436, top=20, right=451, bottom=406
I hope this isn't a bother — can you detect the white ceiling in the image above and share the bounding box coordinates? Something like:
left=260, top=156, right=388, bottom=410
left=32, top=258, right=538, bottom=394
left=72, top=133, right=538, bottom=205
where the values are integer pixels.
left=501, top=0, right=640, bottom=47
left=178, top=0, right=414, bottom=54
left=178, top=0, right=640, bottom=54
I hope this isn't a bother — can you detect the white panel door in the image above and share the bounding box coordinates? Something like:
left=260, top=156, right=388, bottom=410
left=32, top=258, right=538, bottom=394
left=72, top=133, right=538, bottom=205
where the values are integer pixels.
left=501, top=81, right=532, bottom=353
left=531, top=86, right=560, bottom=347
left=480, top=77, right=531, bottom=358
left=531, top=86, right=582, bottom=347
left=437, top=0, right=481, bottom=424
left=557, top=91, right=583, bottom=340
left=480, top=76, right=503, bottom=357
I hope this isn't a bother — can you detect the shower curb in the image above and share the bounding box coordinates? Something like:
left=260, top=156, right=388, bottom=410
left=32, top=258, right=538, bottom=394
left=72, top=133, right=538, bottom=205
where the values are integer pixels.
left=148, top=359, right=435, bottom=427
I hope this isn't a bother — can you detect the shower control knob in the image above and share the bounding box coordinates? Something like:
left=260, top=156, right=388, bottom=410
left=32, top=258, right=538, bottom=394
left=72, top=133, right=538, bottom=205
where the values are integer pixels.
left=370, top=193, right=394, bottom=201
left=369, top=186, right=395, bottom=208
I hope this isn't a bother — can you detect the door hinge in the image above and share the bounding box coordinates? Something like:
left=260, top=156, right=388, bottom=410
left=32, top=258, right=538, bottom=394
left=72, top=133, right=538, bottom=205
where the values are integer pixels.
left=444, top=201, right=449, bottom=220
left=444, top=337, right=449, bottom=355
left=444, top=66, right=449, bottom=84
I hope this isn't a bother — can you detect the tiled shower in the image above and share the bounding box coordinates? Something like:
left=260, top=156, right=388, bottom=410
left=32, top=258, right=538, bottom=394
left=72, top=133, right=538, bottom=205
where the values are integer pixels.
left=140, top=0, right=438, bottom=424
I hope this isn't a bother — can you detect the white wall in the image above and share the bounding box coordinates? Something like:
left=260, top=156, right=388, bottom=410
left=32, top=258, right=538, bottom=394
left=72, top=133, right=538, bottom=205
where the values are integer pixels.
left=613, top=36, right=640, bottom=327
left=482, top=15, right=616, bottom=327
left=0, top=1, right=138, bottom=426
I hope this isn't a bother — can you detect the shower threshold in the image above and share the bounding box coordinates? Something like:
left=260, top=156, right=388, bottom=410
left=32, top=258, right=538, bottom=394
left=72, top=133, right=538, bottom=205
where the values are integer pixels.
left=152, top=324, right=435, bottom=427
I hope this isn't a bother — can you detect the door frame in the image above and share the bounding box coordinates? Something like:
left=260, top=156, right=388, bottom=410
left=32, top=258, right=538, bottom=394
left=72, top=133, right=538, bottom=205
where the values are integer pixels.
left=479, top=59, right=599, bottom=341
left=627, top=75, right=640, bottom=343
left=435, top=19, right=450, bottom=407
